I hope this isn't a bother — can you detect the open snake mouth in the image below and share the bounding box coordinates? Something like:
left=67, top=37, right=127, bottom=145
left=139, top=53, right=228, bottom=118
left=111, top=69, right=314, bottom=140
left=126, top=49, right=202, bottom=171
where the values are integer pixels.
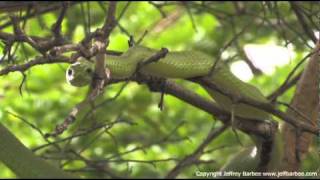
left=66, top=67, right=75, bottom=83
left=68, top=69, right=73, bottom=76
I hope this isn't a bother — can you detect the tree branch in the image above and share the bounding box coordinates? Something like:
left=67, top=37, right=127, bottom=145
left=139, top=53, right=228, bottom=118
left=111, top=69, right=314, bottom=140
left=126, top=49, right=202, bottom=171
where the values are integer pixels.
left=0, top=123, right=77, bottom=178
left=193, top=77, right=318, bottom=134
left=166, top=124, right=228, bottom=178
left=0, top=55, right=69, bottom=76
left=290, top=2, right=317, bottom=43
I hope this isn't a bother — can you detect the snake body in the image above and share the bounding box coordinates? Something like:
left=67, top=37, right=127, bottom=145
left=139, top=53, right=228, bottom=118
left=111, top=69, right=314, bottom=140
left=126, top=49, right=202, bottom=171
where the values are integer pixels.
left=66, top=45, right=282, bottom=171
left=67, top=46, right=270, bottom=120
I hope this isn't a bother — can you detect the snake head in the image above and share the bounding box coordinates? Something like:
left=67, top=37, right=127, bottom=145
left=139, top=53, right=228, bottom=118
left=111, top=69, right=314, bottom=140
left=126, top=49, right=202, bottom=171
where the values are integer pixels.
left=66, top=58, right=95, bottom=87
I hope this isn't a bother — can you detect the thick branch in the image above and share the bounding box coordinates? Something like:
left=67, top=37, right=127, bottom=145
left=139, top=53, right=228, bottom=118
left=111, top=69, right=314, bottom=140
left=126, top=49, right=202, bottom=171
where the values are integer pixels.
left=130, top=76, right=277, bottom=139
left=282, top=40, right=320, bottom=171
left=0, top=123, right=76, bottom=178
left=193, top=77, right=318, bottom=134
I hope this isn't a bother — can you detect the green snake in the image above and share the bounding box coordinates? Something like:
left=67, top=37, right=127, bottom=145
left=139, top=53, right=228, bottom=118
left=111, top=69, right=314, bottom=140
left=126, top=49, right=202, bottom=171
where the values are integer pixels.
left=66, top=45, right=283, bottom=171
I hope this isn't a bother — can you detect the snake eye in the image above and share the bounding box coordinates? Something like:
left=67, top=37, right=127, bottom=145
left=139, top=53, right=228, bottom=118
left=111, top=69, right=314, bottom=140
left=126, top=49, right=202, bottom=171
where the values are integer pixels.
left=86, top=68, right=93, bottom=74
left=68, top=69, right=73, bottom=76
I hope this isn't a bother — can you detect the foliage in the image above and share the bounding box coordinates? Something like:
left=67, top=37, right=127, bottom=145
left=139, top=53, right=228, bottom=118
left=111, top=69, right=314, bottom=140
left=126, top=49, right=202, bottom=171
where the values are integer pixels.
left=0, top=1, right=319, bottom=178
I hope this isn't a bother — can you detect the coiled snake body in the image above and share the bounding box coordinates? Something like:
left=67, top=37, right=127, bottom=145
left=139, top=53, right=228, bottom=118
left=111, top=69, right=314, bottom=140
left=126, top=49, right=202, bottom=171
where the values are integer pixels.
left=66, top=45, right=282, bottom=171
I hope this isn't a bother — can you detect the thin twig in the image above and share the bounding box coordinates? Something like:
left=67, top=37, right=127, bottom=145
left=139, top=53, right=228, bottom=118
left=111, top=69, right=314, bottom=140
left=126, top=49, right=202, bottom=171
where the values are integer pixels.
left=166, top=124, right=228, bottom=178
left=290, top=2, right=317, bottom=43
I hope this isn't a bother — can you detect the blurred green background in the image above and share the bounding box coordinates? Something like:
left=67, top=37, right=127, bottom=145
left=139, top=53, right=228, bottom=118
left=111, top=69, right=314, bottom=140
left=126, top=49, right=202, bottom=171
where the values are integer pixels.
left=0, top=1, right=319, bottom=178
